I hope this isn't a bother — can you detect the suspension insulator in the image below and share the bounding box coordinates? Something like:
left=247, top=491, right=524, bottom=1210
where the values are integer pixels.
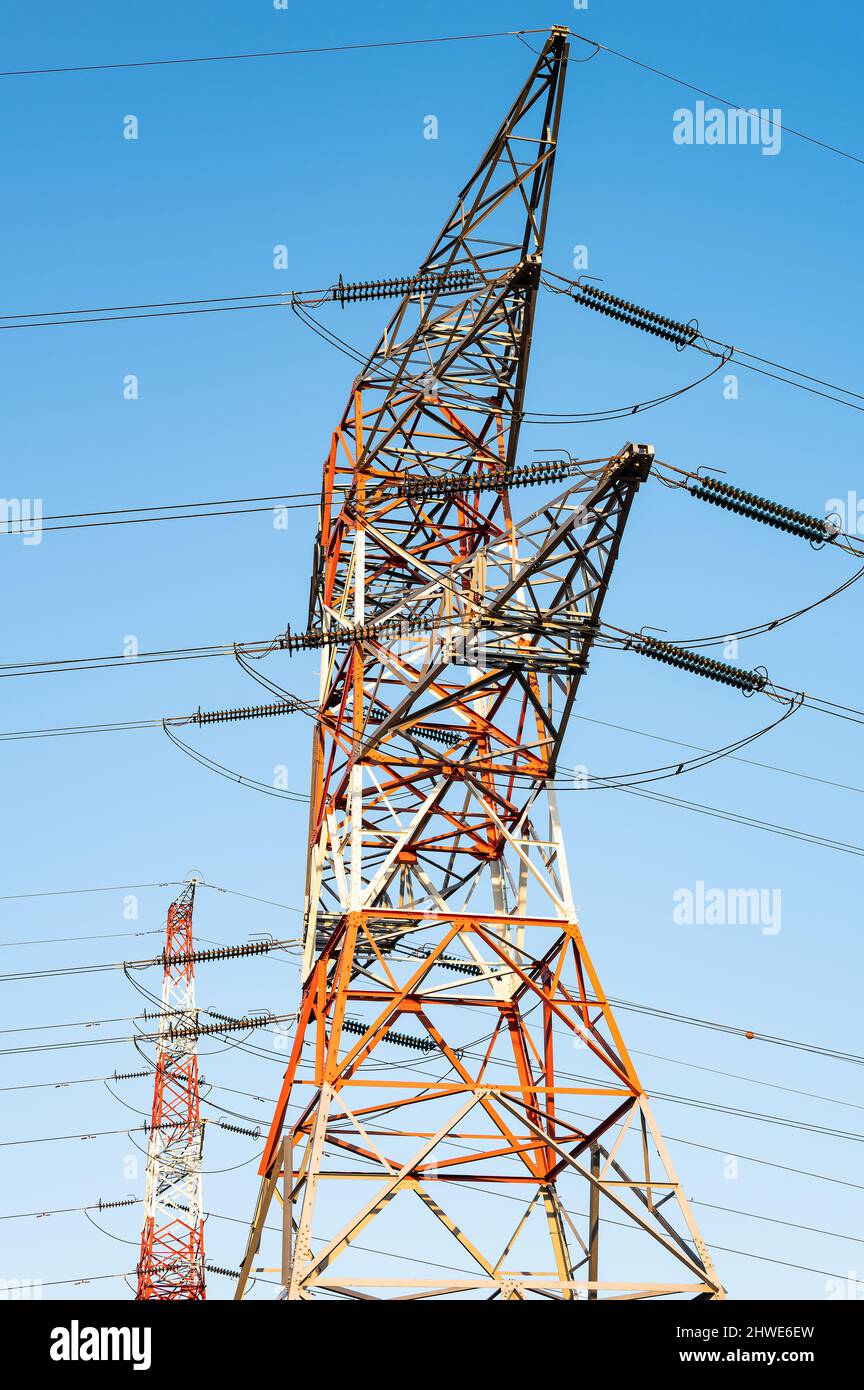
left=400, top=457, right=575, bottom=501
left=193, top=701, right=295, bottom=725
left=688, top=477, right=835, bottom=544
left=366, top=704, right=459, bottom=746
left=343, top=1016, right=439, bottom=1054
left=632, top=635, right=767, bottom=693
left=217, top=1119, right=261, bottom=1139
left=422, top=948, right=482, bottom=977
left=413, top=725, right=461, bottom=747
left=164, top=1012, right=274, bottom=1041
left=164, top=940, right=276, bottom=968
left=282, top=613, right=435, bottom=654
left=332, top=269, right=480, bottom=307
left=570, top=283, right=698, bottom=348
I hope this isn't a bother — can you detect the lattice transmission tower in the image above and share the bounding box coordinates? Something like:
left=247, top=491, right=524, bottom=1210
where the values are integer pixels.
left=236, top=26, right=723, bottom=1301
left=136, top=881, right=206, bottom=1300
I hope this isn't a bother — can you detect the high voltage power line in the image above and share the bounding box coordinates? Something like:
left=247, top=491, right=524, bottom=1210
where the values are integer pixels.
left=240, top=1058, right=864, bottom=1212
left=5, top=1017, right=859, bottom=1285
left=225, top=1074, right=864, bottom=1196
left=3, top=272, right=859, bottom=418
left=0, top=878, right=300, bottom=909
left=0, top=927, right=163, bottom=949
left=3, top=706, right=864, bottom=864
left=8, top=730, right=864, bottom=862
left=0, top=490, right=320, bottom=536
left=565, top=28, right=864, bottom=168
left=3, top=701, right=864, bottom=803
left=2, top=618, right=862, bottom=731
left=13, top=1241, right=856, bottom=1292
left=203, top=1097, right=864, bottom=1279
left=0, top=23, right=858, bottom=168
left=6, top=1078, right=861, bottom=1147
left=1, top=927, right=859, bottom=1067
left=0, top=29, right=542, bottom=79
left=293, top=282, right=863, bottom=418
left=0, top=1020, right=293, bottom=1059
left=3, top=464, right=863, bottom=553
left=6, top=1030, right=864, bottom=1114
left=0, top=500, right=320, bottom=533
left=543, top=270, right=864, bottom=414
left=2, top=1189, right=861, bottom=1263
left=3, top=1052, right=863, bottom=1276
left=0, top=939, right=298, bottom=984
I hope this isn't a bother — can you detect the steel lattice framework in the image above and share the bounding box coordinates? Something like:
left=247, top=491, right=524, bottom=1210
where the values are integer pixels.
left=136, top=882, right=206, bottom=1300
left=236, top=27, right=723, bottom=1301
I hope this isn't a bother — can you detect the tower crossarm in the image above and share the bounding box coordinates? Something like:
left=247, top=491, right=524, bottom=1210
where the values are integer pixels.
left=302, top=444, right=653, bottom=952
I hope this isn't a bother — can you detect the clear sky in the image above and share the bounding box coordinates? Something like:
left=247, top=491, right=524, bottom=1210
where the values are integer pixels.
left=0, top=0, right=862, bottom=1301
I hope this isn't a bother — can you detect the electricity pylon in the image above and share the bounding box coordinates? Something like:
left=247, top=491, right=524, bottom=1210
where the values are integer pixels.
left=236, top=27, right=723, bottom=1301
left=136, top=882, right=206, bottom=1300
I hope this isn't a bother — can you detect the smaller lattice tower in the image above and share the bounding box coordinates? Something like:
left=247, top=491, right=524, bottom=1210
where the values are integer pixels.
left=136, top=881, right=206, bottom=1300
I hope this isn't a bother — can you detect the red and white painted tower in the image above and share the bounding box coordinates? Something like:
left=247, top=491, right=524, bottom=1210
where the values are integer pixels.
left=136, top=881, right=206, bottom=1300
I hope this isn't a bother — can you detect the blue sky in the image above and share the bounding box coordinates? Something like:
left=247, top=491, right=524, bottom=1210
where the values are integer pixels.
left=0, top=0, right=862, bottom=1301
